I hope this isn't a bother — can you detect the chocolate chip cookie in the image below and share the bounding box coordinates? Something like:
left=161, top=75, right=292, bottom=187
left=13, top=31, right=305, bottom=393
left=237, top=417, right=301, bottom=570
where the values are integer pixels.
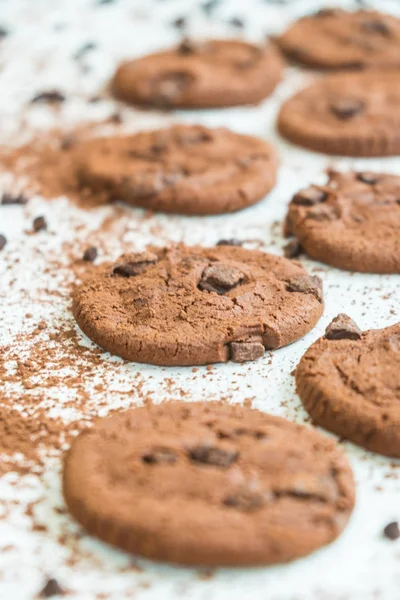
left=111, top=39, right=283, bottom=108
left=278, top=70, right=400, bottom=156
left=284, top=170, right=400, bottom=273
left=74, top=124, right=278, bottom=215
left=276, top=9, right=400, bottom=70
left=72, top=244, right=324, bottom=366
left=63, top=401, right=355, bottom=566
left=296, top=316, right=400, bottom=457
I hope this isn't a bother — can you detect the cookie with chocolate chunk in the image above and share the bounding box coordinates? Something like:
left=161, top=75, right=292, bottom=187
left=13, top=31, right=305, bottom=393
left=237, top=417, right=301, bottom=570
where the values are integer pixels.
left=276, top=9, right=400, bottom=70
left=72, top=244, right=324, bottom=366
left=63, top=401, right=355, bottom=566
left=111, top=39, right=283, bottom=108
left=278, top=70, right=400, bottom=156
left=74, top=124, right=278, bottom=215
left=296, top=317, right=400, bottom=457
left=284, top=170, right=400, bottom=273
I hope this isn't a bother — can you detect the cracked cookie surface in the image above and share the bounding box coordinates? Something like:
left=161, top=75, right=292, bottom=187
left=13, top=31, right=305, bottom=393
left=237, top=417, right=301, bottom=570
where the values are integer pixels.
left=277, top=9, right=400, bottom=70
left=74, top=124, right=277, bottom=215
left=72, top=244, right=324, bottom=366
left=284, top=170, right=400, bottom=273
left=63, top=401, right=355, bottom=566
left=112, top=39, right=283, bottom=108
left=296, top=317, right=400, bottom=457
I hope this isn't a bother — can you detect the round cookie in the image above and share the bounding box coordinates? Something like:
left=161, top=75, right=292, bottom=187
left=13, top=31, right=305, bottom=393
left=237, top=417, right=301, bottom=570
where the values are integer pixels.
left=277, top=70, right=400, bottom=156
left=111, top=39, right=283, bottom=108
left=63, top=401, right=355, bottom=566
left=296, top=315, right=400, bottom=458
left=276, top=8, right=400, bottom=70
left=72, top=244, right=324, bottom=366
left=284, top=170, right=400, bottom=273
left=74, top=124, right=278, bottom=215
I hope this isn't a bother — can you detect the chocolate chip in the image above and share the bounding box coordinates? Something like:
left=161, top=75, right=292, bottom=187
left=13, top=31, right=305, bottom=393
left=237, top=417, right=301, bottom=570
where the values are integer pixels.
left=39, top=578, right=65, bottom=597
left=198, top=263, right=245, bottom=294
left=33, top=216, right=47, bottom=232
left=291, top=186, right=327, bottom=206
left=216, top=239, right=243, bottom=247
left=142, top=448, right=177, bottom=464
left=383, top=521, right=400, bottom=540
left=177, top=38, right=197, bottom=55
left=330, top=99, right=364, bottom=120
left=283, top=239, right=302, bottom=259
left=230, top=341, right=265, bottom=363
left=325, top=314, right=362, bottom=341
left=173, top=17, right=186, bottom=29
left=112, top=252, right=158, bottom=277
left=189, top=446, right=238, bottom=467
left=82, top=246, right=98, bottom=262
left=31, top=90, right=65, bottom=104
left=356, top=172, right=379, bottom=185
left=0, top=234, right=7, bottom=250
left=286, top=275, right=323, bottom=303
left=1, top=191, right=27, bottom=205
left=360, top=20, right=390, bottom=36
left=223, top=491, right=264, bottom=512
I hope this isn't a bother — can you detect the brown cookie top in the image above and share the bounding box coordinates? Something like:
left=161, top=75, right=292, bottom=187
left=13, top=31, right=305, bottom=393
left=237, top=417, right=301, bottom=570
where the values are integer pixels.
left=72, top=244, right=324, bottom=366
left=63, top=401, right=355, bottom=566
left=277, top=70, right=400, bottom=156
left=277, top=9, right=400, bottom=70
left=296, top=316, right=400, bottom=457
left=73, top=124, right=278, bottom=215
left=111, top=39, right=283, bottom=108
left=284, top=170, right=400, bottom=273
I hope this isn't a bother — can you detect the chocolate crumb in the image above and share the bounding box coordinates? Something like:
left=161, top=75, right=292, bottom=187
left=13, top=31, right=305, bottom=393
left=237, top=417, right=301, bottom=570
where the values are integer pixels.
left=1, top=191, right=28, bottom=205
left=82, top=247, right=98, bottom=262
left=33, top=216, right=47, bottom=232
left=283, top=239, right=302, bottom=259
left=216, top=238, right=243, bottom=247
left=31, top=90, right=66, bottom=104
left=39, top=578, right=65, bottom=597
left=229, top=17, right=245, bottom=28
left=383, top=521, right=400, bottom=540
left=0, top=234, right=7, bottom=250
left=73, top=41, right=97, bottom=61
left=173, top=17, right=186, bottom=29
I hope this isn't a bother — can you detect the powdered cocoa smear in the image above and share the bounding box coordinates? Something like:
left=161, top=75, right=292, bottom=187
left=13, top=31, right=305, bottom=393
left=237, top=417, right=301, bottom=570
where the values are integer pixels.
left=0, top=119, right=125, bottom=209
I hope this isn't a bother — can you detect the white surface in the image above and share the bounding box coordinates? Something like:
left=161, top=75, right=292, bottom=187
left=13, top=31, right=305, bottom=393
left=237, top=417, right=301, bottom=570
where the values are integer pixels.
left=0, top=1, right=399, bottom=599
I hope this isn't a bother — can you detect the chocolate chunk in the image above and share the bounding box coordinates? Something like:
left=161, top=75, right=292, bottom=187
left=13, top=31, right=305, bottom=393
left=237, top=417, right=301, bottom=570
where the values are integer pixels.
left=383, top=521, right=400, bottom=540
left=112, top=252, right=158, bottom=277
left=356, top=172, right=379, bottom=185
left=325, top=314, right=362, bottom=341
left=33, top=215, right=47, bottom=232
left=230, top=341, right=265, bottom=363
left=1, top=192, right=27, bottom=205
left=330, top=99, right=364, bottom=120
left=178, top=38, right=197, bottom=55
left=216, top=238, right=243, bottom=247
left=198, top=263, right=245, bottom=294
left=284, top=239, right=302, bottom=258
left=189, top=446, right=238, bottom=467
left=82, top=246, right=98, bottom=262
left=142, top=448, right=177, bottom=464
left=31, top=90, right=65, bottom=104
left=223, top=491, right=264, bottom=512
left=286, top=275, right=323, bottom=303
left=39, top=578, right=65, bottom=597
left=291, top=186, right=327, bottom=206
left=0, top=234, right=7, bottom=250
left=360, top=20, right=390, bottom=36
